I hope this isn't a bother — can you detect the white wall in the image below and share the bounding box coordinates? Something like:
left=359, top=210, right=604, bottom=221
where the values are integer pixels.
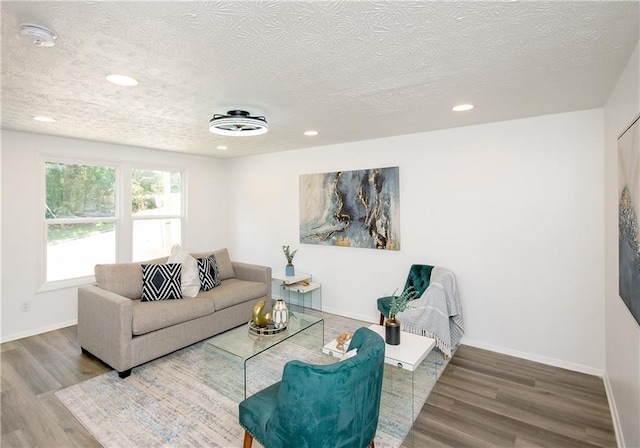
left=227, top=109, right=605, bottom=374
left=0, top=130, right=229, bottom=342
left=604, top=42, right=640, bottom=448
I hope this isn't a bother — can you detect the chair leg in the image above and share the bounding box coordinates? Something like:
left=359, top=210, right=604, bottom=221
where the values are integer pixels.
left=243, top=431, right=253, bottom=448
left=379, top=313, right=385, bottom=325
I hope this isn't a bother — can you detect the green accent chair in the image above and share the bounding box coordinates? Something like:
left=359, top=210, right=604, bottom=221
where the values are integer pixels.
left=238, top=327, right=385, bottom=448
left=377, top=264, right=434, bottom=325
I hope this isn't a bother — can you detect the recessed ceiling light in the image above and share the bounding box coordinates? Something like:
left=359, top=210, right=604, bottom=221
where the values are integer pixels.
left=106, top=74, right=138, bottom=87
left=32, top=116, right=56, bottom=123
left=304, top=130, right=318, bottom=136
left=452, top=104, right=474, bottom=112
left=217, top=145, right=228, bottom=150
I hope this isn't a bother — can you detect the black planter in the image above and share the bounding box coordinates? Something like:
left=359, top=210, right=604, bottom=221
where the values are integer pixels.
left=385, top=315, right=401, bottom=345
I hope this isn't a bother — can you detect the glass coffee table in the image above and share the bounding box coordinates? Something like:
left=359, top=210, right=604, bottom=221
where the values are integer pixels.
left=204, top=312, right=324, bottom=402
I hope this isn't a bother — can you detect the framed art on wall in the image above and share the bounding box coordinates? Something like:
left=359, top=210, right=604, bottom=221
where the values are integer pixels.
left=618, top=113, right=640, bottom=326
left=299, top=166, right=400, bottom=250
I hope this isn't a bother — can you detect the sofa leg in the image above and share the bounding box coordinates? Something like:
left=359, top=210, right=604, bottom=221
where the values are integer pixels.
left=118, top=369, right=132, bottom=379
left=243, top=431, right=253, bottom=448
left=370, top=441, right=375, bottom=448
left=379, top=313, right=385, bottom=325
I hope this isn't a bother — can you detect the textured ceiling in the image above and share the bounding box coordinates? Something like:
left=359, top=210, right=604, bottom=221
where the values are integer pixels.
left=1, top=1, right=639, bottom=158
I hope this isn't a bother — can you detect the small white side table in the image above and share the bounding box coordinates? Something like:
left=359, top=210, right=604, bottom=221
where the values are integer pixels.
left=323, top=325, right=435, bottom=371
left=272, top=271, right=322, bottom=311
left=323, top=325, right=436, bottom=445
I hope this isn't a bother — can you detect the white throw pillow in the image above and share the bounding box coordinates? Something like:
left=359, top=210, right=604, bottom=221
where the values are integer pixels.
left=168, top=244, right=200, bottom=297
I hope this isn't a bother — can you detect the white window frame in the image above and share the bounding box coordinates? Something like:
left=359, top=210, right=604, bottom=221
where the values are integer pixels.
left=39, top=157, right=120, bottom=291
left=38, top=157, right=187, bottom=292
left=130, top=166, right=186, bottom=262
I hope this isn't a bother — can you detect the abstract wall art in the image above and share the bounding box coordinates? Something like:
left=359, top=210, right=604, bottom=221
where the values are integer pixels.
left=618, top=114, right=640, bottom=326
left=299, top=166, right=400, bottom=250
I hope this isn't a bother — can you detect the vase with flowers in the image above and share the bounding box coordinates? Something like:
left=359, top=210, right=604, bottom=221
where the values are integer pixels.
left=282, top=245, right=297, bottom=276
left=386, top=286, right=417, bottom=345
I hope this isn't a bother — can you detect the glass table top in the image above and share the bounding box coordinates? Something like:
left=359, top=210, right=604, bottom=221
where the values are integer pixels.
left=204, top=312, right=323, bottom=361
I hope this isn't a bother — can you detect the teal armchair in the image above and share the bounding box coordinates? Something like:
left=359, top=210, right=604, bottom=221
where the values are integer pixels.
left=377, top=264, right=434, bottom=324
left=238, top=327, right=385, bottom=448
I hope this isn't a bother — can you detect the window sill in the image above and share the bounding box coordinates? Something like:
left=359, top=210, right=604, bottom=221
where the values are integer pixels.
left=38, top=275, right=96, bottom=293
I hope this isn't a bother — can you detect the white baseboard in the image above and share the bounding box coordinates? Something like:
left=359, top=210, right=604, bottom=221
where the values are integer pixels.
left=603, top=372, right=625, bottom=448
left=461, top=338, right=605, bottom=377
left=317, top=311, right=606, bottom=377
left=1, top=319, right=77, bottom=344
left=320, top=306, right=378, bottom=325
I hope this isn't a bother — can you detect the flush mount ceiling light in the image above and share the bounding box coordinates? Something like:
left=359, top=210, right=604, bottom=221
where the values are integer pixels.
left=106, top=74, right=139, bottom=87
left=209, top=110, right=268, bottom=137
left=304, top=130, right=318, bottom=136
left=452, top=104, right=474, bottom=112
left=20, top=23, right=57, bottom=47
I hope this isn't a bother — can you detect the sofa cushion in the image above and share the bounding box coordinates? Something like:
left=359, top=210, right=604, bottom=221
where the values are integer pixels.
left=192, top=248, right=235, bottom=280
left=197, top=278, right=267, bottom=311
left=197, top=255, right=221, bottom=291
left=95, top=249, right=235, bottom=300
left=141, top=263, right=182, bottom=302
left=132, top=297, right=217, bottom=336
left=95, top=262, right=145, bottom=299
left=213, top=248, right=235, bottom=280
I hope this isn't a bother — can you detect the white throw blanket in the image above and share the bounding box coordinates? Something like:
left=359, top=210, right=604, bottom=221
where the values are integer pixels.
left=397, top=267, right=464, bottom=357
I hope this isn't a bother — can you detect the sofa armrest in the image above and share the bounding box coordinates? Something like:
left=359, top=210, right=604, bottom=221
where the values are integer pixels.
left=232, top=262, right=272, bottom=299
left=77, top=285, right=133, bottom=373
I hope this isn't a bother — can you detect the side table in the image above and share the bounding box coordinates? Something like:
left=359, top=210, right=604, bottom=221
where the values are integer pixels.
left=323, top=324, right=436, bottom=447
left=272, top=271, right=322, bottom=311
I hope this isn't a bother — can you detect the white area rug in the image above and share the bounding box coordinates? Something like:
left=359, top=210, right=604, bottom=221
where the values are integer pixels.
left=56, top=310, right=447, bottom=447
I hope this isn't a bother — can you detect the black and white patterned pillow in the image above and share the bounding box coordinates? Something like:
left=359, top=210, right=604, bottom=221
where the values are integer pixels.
left=197, top=255, right=221, bottom=291
left=141, top=263, right=183, bottom=301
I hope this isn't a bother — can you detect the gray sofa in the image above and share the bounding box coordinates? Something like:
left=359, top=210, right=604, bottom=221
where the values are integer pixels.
left=77, top=248, right=271, bottom=378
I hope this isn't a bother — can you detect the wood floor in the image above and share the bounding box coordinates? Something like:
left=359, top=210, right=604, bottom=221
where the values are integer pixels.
left=404, top=345, right=617, bottom=448
left=1, top=327, right=616, bottom=448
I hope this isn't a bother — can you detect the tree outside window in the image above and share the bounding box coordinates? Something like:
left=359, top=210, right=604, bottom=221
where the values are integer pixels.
left=45, top=162, right=117, bottom=282
left=44, top=162, right=184, bottom=283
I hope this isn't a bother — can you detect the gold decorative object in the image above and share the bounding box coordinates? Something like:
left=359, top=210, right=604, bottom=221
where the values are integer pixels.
left=252, top=300, right=272, bottom=328
left=336, top=331, right=353, bottom=351
left=302, top=279, right=310, bottom=287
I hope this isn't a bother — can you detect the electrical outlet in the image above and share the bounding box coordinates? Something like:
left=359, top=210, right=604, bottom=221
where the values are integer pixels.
left=21, top=301, right=31, bottom=312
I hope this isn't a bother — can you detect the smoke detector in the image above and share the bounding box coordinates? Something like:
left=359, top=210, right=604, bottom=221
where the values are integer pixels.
left=209, top=110, right=268, bottom=137
left=20, top=23, right=57, bottom=47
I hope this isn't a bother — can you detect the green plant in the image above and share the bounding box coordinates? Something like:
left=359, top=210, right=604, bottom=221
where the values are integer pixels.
left=282, top=245, right=298, bottom=265
left=389, top=286, right=418, bottom=316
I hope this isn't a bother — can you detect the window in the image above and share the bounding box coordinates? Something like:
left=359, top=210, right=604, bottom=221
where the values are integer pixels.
left=43, top=161, right=185, bottom=285
left=45, top=162, right=117, bottom=282
left=131, top=169, right=182, bottom=261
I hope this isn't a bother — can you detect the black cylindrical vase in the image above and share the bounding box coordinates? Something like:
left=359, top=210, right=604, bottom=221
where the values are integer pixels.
left=385, top=315, right=401, bottom=345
